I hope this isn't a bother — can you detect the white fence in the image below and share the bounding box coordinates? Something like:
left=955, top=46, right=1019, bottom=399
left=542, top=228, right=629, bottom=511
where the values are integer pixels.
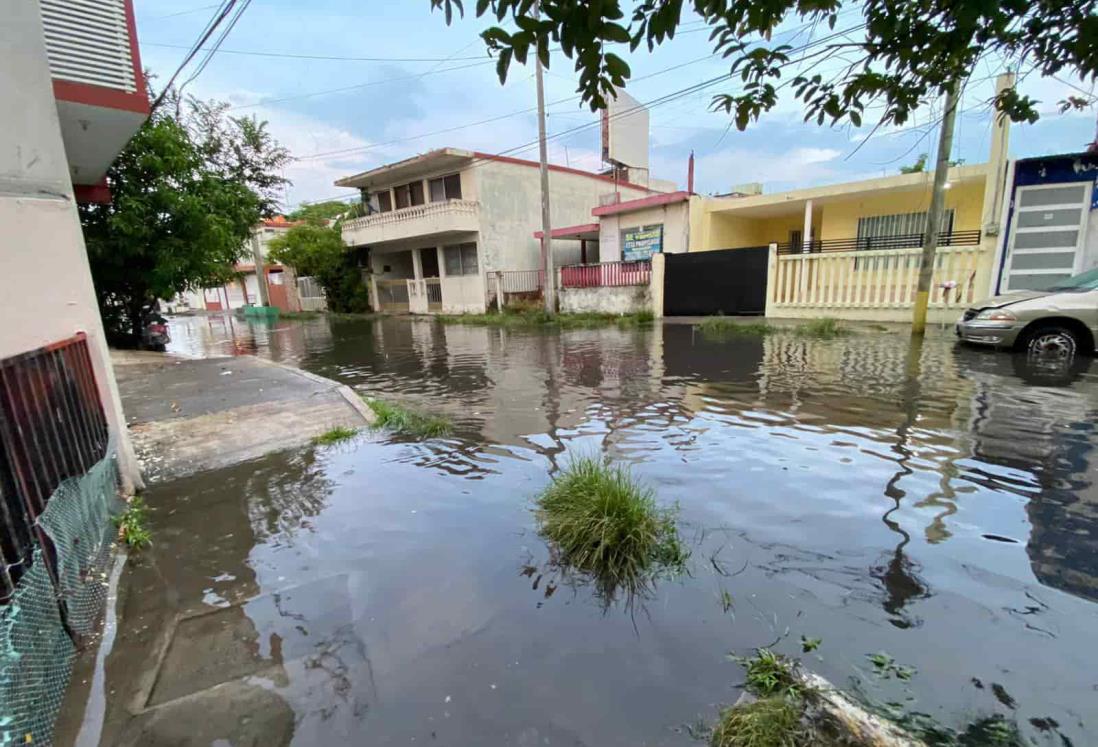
left=767, top=244, right=991, bottom=322
left=296, top=276, right=328, bottom=311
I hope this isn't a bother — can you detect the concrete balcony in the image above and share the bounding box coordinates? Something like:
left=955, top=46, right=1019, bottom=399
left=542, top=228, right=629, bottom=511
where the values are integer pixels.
left=342, top=199, right=480, bottom=246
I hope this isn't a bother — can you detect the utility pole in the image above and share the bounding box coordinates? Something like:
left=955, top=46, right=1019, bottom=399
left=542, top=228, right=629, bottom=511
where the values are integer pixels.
left=534, top=1, right=555, bottom=314
left=911, top=79, right=961, bottom=336
left=251, top=229, right=270, bottom=306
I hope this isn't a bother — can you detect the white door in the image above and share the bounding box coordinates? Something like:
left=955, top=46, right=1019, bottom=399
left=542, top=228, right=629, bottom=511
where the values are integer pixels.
left=1003, top=183, right=1091, bottom=292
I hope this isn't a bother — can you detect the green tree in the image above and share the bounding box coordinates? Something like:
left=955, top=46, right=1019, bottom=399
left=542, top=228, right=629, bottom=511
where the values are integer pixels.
left=80, top=118, right=260, bottom=347
left=287, top=200, right=356, bottom=225
left=899, top=154, right=928, bottom=174
left=429, top=0, right=1097, bottom=129
left=267, top=225, right=371, bottom=313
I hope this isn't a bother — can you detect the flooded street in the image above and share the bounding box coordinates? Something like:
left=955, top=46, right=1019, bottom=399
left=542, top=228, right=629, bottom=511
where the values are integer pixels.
left=144, top=314, right=1097, bottom=745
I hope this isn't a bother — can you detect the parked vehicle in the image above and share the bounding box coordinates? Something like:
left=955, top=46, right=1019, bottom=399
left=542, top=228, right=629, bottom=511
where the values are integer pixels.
left=142, top=314, right=171, bottom=351
left=956, top=267, right=1098, bottom=357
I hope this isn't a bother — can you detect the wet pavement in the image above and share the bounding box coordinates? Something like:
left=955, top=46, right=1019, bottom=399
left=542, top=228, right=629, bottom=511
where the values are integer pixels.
left=69, top=313, right=1098, bottom=745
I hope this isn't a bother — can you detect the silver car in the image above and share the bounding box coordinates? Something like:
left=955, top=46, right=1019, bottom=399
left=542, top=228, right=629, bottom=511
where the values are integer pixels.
left=956, top=267, right=1098, bottom=356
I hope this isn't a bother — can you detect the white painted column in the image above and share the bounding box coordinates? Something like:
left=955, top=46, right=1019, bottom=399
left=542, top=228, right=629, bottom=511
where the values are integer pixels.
left=412, top=248, right=424, bottom=281
left=802, top=199, right=814, bottom=253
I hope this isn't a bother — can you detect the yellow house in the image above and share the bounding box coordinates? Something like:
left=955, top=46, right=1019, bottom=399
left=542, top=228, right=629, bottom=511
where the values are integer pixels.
left=675, top=75, right=1014, bottom=323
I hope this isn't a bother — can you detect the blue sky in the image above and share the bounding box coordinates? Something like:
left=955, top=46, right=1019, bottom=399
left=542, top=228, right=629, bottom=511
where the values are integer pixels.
left=135, top=0, right=1097, bottom=209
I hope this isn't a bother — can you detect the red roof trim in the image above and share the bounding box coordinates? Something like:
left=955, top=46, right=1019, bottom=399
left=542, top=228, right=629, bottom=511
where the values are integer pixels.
left=592, top=190, right=691, bottom=217
left=473, top=152, right=656, bottom=194
left=53, top=80, right=150, bottom=115
left=533, top=222, right=600, bottom=240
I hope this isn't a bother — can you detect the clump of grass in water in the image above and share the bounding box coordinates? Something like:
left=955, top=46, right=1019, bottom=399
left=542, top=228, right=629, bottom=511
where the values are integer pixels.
left=792, top=317, right=849, bottom=339
left=535, top=456, right=686, bottom=600
left=710, top=696, right=804, bottom=747
left=114, top=497, right=152, bottom=550
left=735, top=648, right=807, bottom=700
left=312, top=426, right=359, bottom=446
left=697, top=316, right=773, bottom=339
left=367, top=399, right=453, bottom=438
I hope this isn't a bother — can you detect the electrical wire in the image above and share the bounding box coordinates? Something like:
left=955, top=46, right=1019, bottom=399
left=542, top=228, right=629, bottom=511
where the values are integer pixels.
left=177, top=0, right=254, bottom=95
left=143, top=42, right=493, bottom=63
left=151, top=0, right=236, bottom=111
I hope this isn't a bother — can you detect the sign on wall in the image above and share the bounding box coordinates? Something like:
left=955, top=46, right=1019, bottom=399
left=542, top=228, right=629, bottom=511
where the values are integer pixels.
left=622, top=224, right=663, bottom=262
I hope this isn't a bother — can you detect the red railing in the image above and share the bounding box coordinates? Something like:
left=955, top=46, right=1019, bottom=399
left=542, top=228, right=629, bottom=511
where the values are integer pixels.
left=560, top=260, right=651, bottom=289
left=0, top=333, right=108, bottom=604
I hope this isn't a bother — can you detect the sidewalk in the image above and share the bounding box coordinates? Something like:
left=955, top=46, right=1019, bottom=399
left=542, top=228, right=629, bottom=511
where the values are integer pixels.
left=111, top=352, right=373, bottom=482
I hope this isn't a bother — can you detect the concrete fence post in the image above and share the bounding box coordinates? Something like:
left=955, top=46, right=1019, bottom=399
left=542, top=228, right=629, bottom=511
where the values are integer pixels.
left=369, top=273, right=380, bottom=313
left=495, top=272, right=503, bottom=312
left=765, top=243, right=778, bottom=318
left=650, top=253, right=665, bottom=318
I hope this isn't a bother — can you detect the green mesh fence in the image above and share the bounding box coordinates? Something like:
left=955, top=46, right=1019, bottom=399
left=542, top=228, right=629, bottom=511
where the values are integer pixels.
left=0, top=551, right=76, bottom=746
left=0, top=455, right=120, bottom=746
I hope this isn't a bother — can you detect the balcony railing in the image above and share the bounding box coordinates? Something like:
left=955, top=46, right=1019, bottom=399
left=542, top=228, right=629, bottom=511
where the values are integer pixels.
left=776, top=230, right=981, bottom=255
left=343, top=199, right=479, bottom=233
left=560, top=260, right=651, bottom=289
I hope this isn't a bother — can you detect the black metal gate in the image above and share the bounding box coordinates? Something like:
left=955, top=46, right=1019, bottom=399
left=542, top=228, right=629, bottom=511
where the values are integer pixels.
left=664, top=246, right=769, bottom=316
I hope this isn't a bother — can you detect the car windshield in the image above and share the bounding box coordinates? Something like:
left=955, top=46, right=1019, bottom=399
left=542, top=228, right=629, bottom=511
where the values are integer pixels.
left=1046, top=267, right=1098, bottom=292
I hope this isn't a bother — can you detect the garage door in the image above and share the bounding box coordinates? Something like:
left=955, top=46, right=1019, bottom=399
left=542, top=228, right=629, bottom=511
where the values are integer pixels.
left=1003, top=183, right=1091, bottom=292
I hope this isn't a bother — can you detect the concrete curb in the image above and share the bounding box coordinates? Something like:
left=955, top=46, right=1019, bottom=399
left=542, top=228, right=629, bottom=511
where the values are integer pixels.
left=247, top=356, right=376, bottom=426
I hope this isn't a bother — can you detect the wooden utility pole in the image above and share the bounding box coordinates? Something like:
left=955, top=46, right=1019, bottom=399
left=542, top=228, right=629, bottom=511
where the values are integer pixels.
left=911, top=79, right=961, bottom=335
left=534, top=1, right=556, bottom=313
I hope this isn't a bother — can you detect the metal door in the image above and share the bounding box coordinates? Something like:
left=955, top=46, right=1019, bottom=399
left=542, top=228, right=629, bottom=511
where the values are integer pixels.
left=1003, top=183, right=1091, bottom=292
left=664, top=247, right=769, bottom=316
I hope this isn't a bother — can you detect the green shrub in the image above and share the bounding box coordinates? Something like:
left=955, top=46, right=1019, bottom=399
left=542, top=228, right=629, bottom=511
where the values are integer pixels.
left=367, top=399, right=453, bottom=438
left=535, top=456, right=686, bottom=597
left=311, top=426, right=359, bottom=446
left=711, top=697, right=804, bottom=747
left=114, top=497, right=152, bottom=550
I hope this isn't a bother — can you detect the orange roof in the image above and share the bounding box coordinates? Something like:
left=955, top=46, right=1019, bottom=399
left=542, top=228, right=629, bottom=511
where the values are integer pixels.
left=262, top=215, right=303, bottom=228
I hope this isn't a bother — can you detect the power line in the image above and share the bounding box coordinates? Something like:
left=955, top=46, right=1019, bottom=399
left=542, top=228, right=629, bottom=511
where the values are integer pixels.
left=152, top=3, right=222, bottom=20
left=294, top=52, right=725, bottom=162
left=144, top=42, right=492, bottom=63
left=151, top=0, right=236, bottom=111
left=178, top=0, right=254, bottom=94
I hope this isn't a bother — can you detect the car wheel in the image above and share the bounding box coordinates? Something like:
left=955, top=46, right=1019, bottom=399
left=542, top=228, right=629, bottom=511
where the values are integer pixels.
left=1022, top=325, right=1080, bottom=361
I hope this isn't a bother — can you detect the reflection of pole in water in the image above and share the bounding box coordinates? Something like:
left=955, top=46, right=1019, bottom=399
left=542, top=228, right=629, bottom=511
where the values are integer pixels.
left=873, top=338, right=930, bottom=628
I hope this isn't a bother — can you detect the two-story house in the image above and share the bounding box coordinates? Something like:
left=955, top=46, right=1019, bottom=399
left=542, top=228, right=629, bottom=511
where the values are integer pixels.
left=335, top=148, right=657, bottom=313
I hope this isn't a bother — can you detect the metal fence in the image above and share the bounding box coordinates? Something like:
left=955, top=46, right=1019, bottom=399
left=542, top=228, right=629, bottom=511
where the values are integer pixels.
left=500, top=269, right=544, bottom=293
left=560, top=260, right=651, bottom=289
left=776, top=230, right=981, bottom=255
left=296, top=275, right=328, bottom=312
left=0, top=333, right=120, bottom=746
left=0, top=333, right=109, bottom=603
left=376, top=279, right=411, bottom=312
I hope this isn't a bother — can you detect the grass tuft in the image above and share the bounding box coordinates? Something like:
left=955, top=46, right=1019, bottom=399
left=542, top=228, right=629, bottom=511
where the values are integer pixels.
left=734, top=649, right=806, bottom=700
left=114, top=497, right=152, bottom=550
left=367, top=398, right=453, bottom=438
left=311, top=426, right=359, bottom=446
left=438, top=308, right=655, bottom=329
left=711, top=696, right=804, bottom=747
left=792, top=318, right=849, bottom=339
left=697, top=317, right=774, bottom=339
left=535, top=456, right=686, bottom=599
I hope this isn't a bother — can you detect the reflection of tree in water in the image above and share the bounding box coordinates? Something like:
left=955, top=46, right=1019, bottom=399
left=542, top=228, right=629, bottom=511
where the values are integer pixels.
left=244, top=448, right=335, bottom=540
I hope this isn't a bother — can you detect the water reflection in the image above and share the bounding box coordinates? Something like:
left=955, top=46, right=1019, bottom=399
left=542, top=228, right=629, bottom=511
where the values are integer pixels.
left=160, top=314, right=1098, bottom=743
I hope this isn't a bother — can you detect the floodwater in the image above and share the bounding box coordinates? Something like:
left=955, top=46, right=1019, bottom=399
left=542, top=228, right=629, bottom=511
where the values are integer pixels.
left=144, top=314, right=1097, bottom=744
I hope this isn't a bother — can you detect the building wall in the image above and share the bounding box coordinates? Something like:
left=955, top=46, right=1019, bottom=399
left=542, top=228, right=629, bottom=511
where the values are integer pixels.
left=0, top=0, right=140, bottom=489
left=597, top=201, right=690, bottom=263
left=559, top=285, right=651, bottom=314
left=818, top=178, right=985, bottom=240
left=474, top=159, right=649, bottom=273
